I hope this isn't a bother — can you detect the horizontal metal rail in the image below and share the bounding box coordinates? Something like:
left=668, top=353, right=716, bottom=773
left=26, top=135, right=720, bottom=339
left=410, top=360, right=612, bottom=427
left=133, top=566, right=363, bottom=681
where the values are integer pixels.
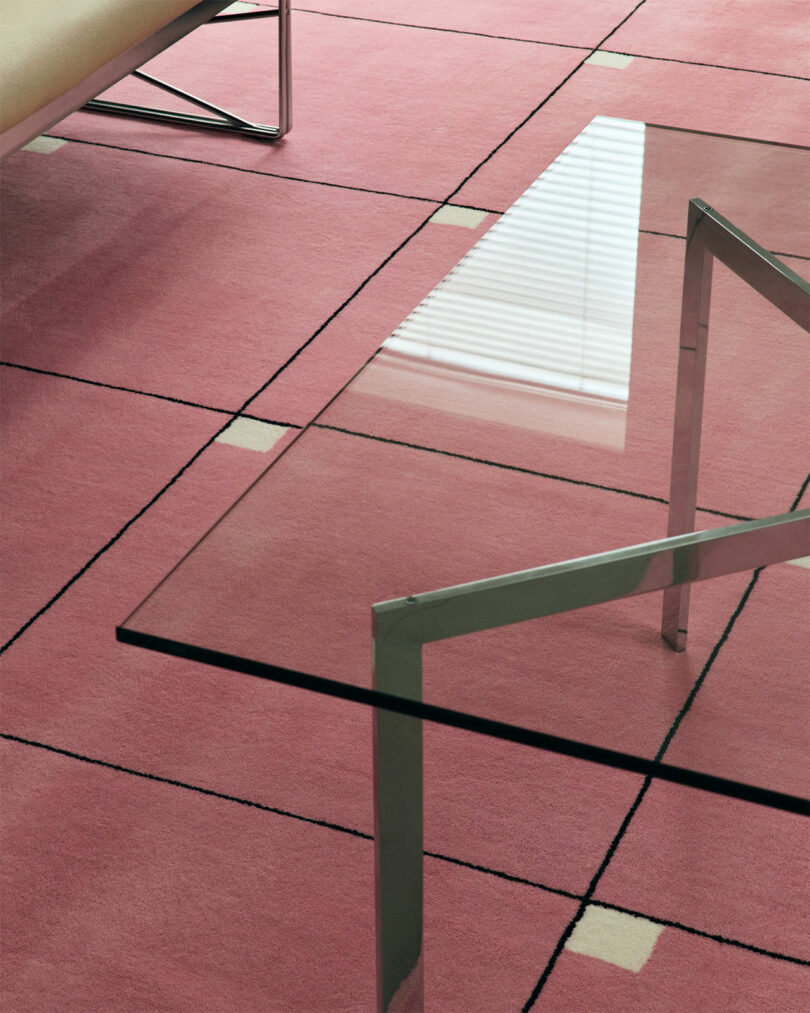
left=373, top=510, right=808, bottom=646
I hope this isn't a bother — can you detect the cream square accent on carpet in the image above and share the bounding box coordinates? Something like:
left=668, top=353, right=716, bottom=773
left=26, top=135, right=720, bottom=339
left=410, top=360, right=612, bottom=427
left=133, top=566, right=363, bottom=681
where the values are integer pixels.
left=586, top=51, right=635, bottom=69
left=785, top=556, right=810, bottom=568
left=223, top=2, right=258, bottom=13
left=216, top=418, right=287, bottom=452
left=22, top=136, right=67, bottom=153
left=429, top=206, right=489, bottom=229
left=565, top=905, right=664, bottom=972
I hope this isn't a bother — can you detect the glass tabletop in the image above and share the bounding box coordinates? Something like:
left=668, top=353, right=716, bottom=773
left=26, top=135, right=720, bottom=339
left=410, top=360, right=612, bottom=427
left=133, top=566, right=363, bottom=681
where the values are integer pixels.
left=118, top=118, right=810, bottom=811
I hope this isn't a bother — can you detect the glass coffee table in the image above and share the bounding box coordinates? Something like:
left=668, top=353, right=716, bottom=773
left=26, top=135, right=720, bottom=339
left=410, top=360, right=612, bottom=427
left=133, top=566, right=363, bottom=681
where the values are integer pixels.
left=118, top=118, right=810, bottom=1011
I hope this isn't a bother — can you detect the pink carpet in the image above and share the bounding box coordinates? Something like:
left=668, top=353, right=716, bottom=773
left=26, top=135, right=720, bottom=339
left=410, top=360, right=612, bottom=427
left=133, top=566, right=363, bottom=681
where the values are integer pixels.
left=1, top=1, right=808, bottom=1010
left=297, top=0, right=645, bottom=48
left=455, top=58, right=810, bottom=212
left=606, top=0, right=810, bottom=77
left=0, top=143, right=437, bottom=408
left=0, top=367, right=263, bottom=640
left=247, top=211, right=500, bottom=425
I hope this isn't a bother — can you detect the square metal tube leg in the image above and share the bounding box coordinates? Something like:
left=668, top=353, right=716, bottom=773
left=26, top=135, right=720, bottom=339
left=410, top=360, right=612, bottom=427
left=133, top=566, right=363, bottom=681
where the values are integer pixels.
left=662, top=202, right=713, bottom=651
left=373, top=632, right=425, bottom=1012
left=661, top=197, right=810, bottom=650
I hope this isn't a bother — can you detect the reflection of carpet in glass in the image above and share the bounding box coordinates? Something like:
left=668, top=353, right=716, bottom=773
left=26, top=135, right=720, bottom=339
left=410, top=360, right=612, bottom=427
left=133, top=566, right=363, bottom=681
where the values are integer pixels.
left=351, top=348, right=629, bottom=449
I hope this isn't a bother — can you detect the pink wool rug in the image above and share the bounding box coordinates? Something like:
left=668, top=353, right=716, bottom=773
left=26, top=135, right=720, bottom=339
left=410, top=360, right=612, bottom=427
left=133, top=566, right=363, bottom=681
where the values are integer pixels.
left=2, top=1, right=809, bottom=1010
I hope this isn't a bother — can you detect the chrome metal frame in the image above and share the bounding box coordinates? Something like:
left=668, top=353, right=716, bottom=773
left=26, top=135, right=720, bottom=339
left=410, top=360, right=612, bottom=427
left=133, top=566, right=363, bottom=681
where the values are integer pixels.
left=661, top=199, right=810, bottom=650
left=84, top=2, right=291, bottom=141
left=0, top=1, right=290, bottom=159
left=372, top=508, right=810, bottom=1011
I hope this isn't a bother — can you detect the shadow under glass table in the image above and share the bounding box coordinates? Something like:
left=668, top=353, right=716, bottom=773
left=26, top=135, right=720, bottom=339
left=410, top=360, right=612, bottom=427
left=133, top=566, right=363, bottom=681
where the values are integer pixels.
left=117, top=118, right=810, bottom=1011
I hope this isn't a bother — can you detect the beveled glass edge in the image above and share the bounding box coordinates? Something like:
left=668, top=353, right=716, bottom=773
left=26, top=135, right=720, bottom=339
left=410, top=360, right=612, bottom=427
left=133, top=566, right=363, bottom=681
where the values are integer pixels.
left=645, top=120, right=810, bottom=152
left=115, top=623, right=809, bottom=816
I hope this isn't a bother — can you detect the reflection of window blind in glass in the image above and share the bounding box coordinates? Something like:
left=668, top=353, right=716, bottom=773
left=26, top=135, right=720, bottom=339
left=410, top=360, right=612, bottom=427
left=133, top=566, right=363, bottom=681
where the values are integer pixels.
left=386, top=116, right=646, bottom=402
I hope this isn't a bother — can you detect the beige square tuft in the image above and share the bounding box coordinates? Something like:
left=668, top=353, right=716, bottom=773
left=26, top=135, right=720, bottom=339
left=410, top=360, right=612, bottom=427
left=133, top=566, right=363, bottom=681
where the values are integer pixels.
left=565, top=905, right=664, bottom=972
left=216, top=418, right=287, bottom=453
left=22, top=136, right=67, bottom=153
left=429, top=206, right=489, bottom=229
left=586, top=51, right=635, bottom=69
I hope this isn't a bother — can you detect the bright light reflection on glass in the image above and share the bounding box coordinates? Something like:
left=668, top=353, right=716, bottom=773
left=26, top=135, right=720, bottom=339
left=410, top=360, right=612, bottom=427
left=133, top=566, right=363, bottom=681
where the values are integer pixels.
left=375, top=116, right=646, bottom=449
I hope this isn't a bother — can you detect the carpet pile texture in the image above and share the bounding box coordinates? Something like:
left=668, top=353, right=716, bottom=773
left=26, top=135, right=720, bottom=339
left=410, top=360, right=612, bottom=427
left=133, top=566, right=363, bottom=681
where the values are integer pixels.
left=1, top=1, right=808, bottom=1009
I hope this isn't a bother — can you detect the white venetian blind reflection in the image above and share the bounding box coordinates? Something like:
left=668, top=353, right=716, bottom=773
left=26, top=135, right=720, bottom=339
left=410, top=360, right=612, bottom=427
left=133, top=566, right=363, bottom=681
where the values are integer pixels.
left=385, top=117, right=646, bottom=406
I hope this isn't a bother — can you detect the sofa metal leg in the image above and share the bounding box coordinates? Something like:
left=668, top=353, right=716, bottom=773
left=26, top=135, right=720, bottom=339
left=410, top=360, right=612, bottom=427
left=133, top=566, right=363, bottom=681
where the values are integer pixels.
left=82, top=1, right=291, bottom=141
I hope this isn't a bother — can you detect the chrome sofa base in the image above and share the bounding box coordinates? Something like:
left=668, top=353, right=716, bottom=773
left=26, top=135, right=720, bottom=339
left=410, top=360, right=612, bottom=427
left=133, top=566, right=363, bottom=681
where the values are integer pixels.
left=83, top=4, right=291, bottom=142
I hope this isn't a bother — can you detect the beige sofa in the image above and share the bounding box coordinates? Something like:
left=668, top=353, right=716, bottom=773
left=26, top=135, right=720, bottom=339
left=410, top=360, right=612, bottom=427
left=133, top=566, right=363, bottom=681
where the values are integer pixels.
left=0, top=0, right=291, bottom=159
